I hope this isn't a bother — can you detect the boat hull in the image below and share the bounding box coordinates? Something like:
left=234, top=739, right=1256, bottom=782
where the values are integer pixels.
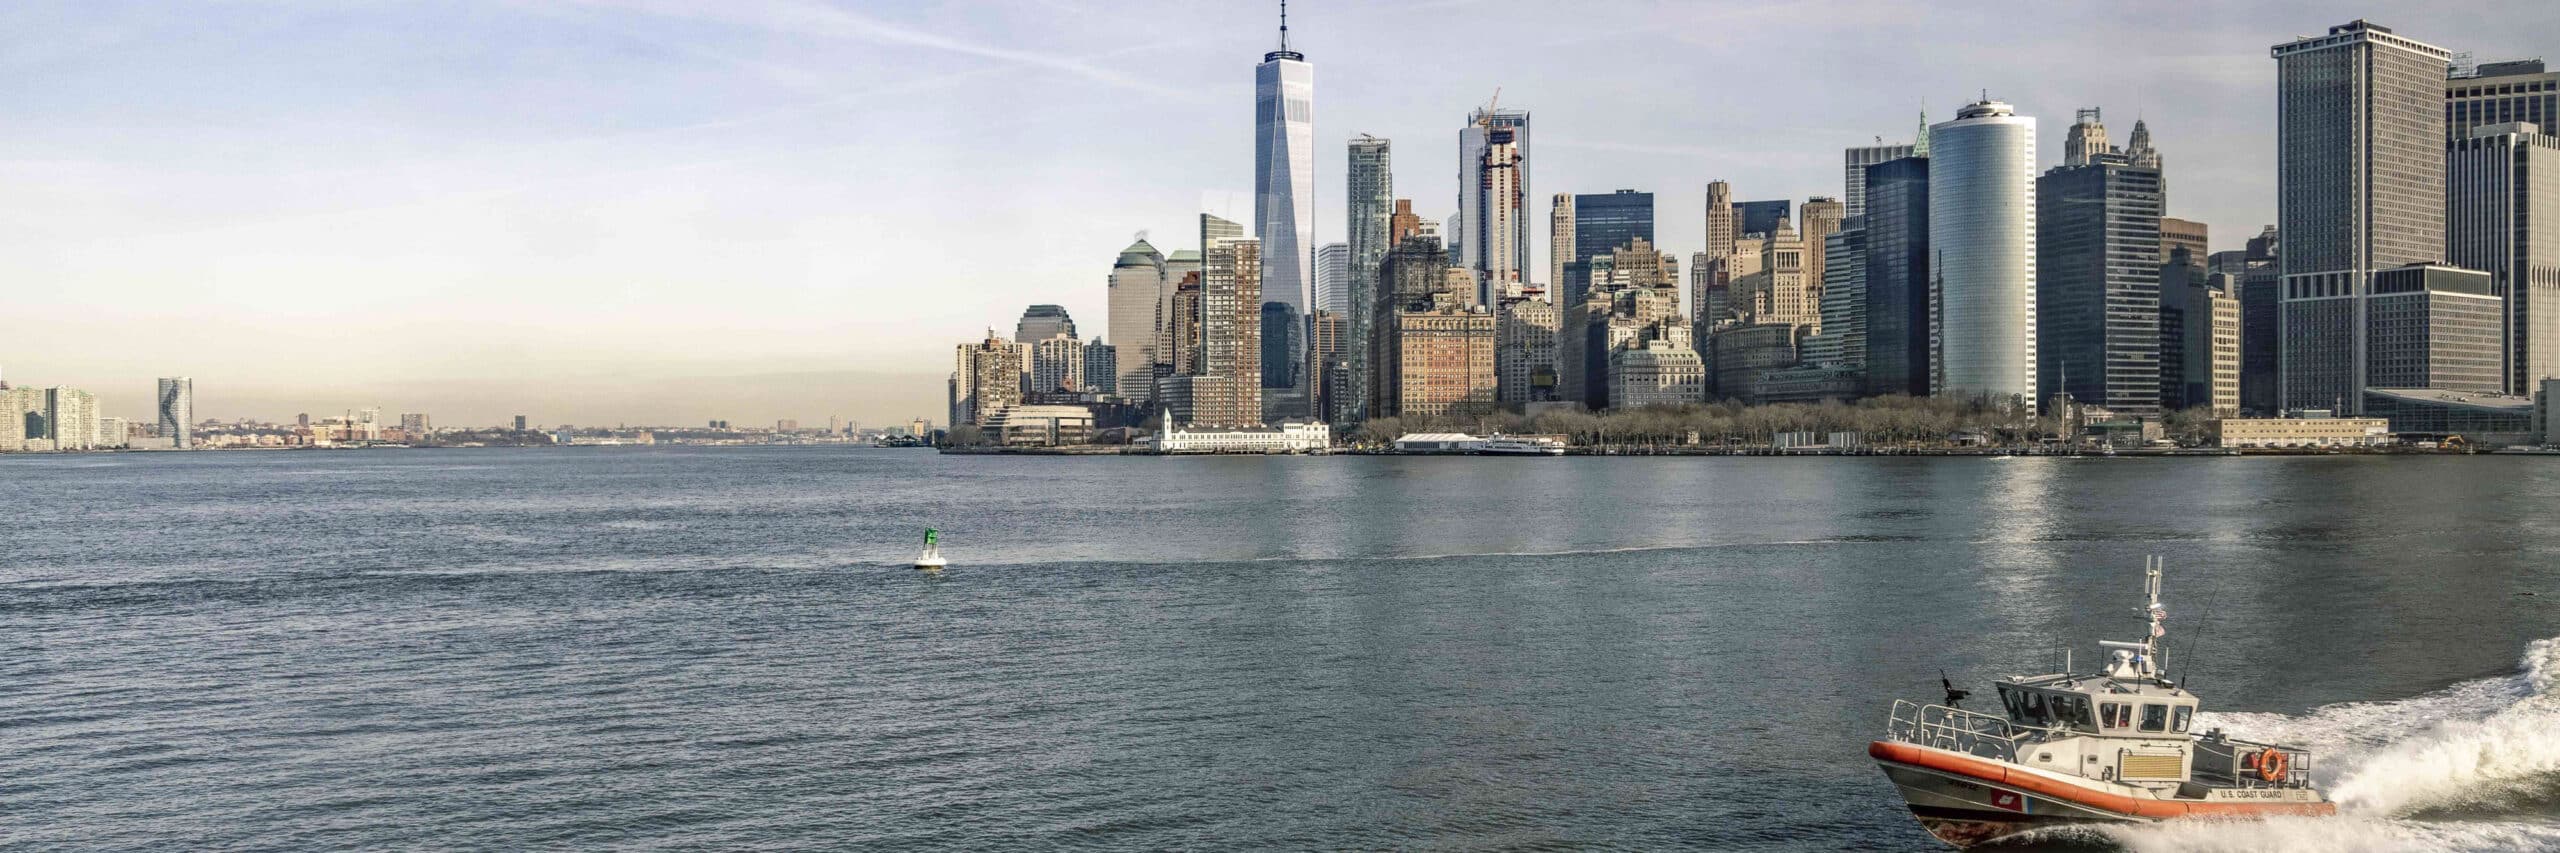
left=1869, top=741, right=2333, bottom=848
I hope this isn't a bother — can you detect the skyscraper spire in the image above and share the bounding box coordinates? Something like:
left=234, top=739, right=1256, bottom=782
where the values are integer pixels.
left=1914, top=104, right=1931, bottom=157
left=1279, top=0, right=1289, bottom=51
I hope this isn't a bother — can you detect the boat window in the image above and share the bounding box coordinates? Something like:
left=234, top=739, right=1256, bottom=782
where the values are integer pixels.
left=2099, top=702, right=2128, bottom=729
left=2062, top=696, right=2092, bottom=728
left=1999, top=686, right=2020, bottom=718
left=2172, top=706, right=2192, bottom=733
left=2139, top=704, right=2168, bottom=733
left=2022, top=692, right=2047, bottom=724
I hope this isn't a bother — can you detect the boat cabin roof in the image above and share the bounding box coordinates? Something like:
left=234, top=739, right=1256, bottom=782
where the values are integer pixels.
left=1995, top=673, right=2199, bottom=738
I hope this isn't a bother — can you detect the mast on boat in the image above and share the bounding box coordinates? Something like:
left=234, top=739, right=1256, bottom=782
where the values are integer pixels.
left=2098, top=555, right=2166, bottom=681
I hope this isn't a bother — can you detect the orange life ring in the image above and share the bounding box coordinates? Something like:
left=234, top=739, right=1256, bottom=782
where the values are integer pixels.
left=2255, top=748, right=2289, bottom=782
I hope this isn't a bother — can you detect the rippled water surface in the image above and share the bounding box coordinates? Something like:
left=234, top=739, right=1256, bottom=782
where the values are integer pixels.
left=6, top=448, right=2559, bottom=851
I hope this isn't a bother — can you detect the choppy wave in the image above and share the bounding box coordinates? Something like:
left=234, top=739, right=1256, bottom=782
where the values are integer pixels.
left=2082, top=638, right=2560, bottom=852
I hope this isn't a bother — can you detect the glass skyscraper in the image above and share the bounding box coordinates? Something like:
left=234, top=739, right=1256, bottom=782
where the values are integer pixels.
left=1571, top=190, right=1654, bottom=263
left=1928, top=100, right=2038, bottom=408
left=1255, top=19, right=1313, bottom=417
left=156, top=376, right=193, bottom=449
left=1862, top=158, right=1931, bottom=397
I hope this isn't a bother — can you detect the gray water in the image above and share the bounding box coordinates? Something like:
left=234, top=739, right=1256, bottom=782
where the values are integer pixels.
left=5, top=448, right=2558, bottom=851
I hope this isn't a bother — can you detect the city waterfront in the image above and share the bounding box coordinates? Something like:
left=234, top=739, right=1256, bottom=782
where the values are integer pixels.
left=5, top=447, right=2557, bottom=850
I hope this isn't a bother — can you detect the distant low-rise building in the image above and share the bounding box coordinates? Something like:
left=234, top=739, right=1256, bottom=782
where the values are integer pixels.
left=2215, top=415, right=2391, bottom=448
left=1147, top=412, right=1329, bottom=453
left=982, top=404, right=1098, bottom=447
left=2363, top=387, right=2538, bottom=445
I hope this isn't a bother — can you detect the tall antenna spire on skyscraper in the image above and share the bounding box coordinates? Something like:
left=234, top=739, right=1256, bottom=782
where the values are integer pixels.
left=1279, top=0, right=1289, bottom=51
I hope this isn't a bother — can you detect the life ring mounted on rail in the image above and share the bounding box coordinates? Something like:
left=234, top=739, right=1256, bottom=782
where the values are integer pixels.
left=2247, top=747, right=2289, bottom=782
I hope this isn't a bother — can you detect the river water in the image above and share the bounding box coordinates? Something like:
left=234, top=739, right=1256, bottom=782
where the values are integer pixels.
left=4, top=448, right=2557, bottom=851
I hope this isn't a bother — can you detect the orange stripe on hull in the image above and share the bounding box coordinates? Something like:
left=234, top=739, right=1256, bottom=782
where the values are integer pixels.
left=1869, top=741, right=2337, bottom=820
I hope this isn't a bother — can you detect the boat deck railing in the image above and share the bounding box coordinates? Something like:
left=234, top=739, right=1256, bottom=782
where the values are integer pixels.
left=1884, top=700, right=2062, bottom=762
left=2192, top=736, right=2315, bottom=789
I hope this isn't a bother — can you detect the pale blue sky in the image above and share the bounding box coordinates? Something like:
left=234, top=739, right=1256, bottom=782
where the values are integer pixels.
left=4, top=1, right=2552, bottom=426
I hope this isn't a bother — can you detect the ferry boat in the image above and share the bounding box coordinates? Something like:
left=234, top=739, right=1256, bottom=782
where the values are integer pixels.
left=1476, top=435, right=1566, bottom=456
left=1868, top=557, right=2332, bottom=847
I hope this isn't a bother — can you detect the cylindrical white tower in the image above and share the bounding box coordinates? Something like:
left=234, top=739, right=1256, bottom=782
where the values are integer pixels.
left=1928, top=100, right=2038, bottom=408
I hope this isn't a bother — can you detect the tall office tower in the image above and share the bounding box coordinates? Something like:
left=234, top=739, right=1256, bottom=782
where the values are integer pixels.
left=1030, top=334, right=1085, bottom=393
left=1929, top=99, right=2039, bottom=408
left=2272, top=20, right=2451, bottom=414
left=1704, top=181, right=1736, bottom=258
left=1016, top=304, right=1075, bottom=344
left=1797, top=197, right=1846, bottom=312
left=399, top=413, right=429, bottom=435
left=2159, top=218, right=2209, bottom=268
left=1387, top=199, right=1422, bottom=245
left=156, top=377, right=194, bottom=449
left=1370, top=235, right=1446, bottom=418
left=2037, top=152, right=2166, bottom=414
left=1347, top=134, right=1394, bottom=289
left=1254, top=10, right=1313, bottom=419
left=1862, top=156, right=1932, bottom=396
left=2239, top=226, right=2284, bottom=413
left=1548, top=192, right=1576, bottom=293
left=1254, top=12, right=1313, bottom=318
left=1306, top=309, right=1347, bottom=422
left=1697, top=181, right=1738, bottom=341
left=953, top=333, right=1029, bottom=426
left=1345, top=139, right=1393, bottom=422
left=1459, top=105, right=1532, bottom=301
left=1197, top=235, right=1266, bottom=426
left=2448, top=123, right=2560, bottom=392
left=1260, top=300, right=1301, bottom=421
left=2063, top=107, right=2111, bottom=167
left=2364, top=263, right=2504, bottom=394
left=1496, top=298, right=1559, bottom=404
left=1736, top=217, right=1815, bottom=327
left=1082, top=337, right=1118, bottom=396
left=1167, top=272, right=1204, bottom=375
left=1314, top=242, right=1351, bottom=316
left=2447, top=60, right=2558, bottom=142
left=1845, top=143, right=1917, bottom=218
left=2159, top=249, right=2242, bottom=414
left=1157, top=249, right=1205, bottom=395
left=1737, top=200, right=1792, bottom=238
left=1107, top=238, right=1165, bottom=403
left=53, top=388, right=97, bottom=451
left=1811, top=222, right=1869, bottom=368
left=1193, top=213, right=1247, bottom=352
left=1572, top=190, right=1655, bottom=270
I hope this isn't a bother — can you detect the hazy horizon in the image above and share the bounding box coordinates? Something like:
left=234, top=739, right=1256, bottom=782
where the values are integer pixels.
left=8, top=0, right=2554, bottom=426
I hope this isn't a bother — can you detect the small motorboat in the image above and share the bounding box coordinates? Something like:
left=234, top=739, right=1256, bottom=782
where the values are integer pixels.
left=1869, top=557, right=2333, bottom=847
left=914, top=528, right=946, bottom=570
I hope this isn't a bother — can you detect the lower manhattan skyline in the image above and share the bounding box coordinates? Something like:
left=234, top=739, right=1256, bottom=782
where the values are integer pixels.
left=7, top=1, right=2557, bottom=426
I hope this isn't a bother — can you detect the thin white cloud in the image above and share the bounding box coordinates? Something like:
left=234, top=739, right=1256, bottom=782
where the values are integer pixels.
left=562, top=0, right=1203, bottom=103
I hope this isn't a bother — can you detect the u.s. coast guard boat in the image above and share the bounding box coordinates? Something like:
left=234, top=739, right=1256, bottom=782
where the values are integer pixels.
left=1869, top=557, right=2334, bottom=847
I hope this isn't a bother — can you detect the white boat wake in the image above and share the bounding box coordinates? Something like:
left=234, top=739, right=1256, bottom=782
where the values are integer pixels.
left=2062, top=637, right=2560, bottom=852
